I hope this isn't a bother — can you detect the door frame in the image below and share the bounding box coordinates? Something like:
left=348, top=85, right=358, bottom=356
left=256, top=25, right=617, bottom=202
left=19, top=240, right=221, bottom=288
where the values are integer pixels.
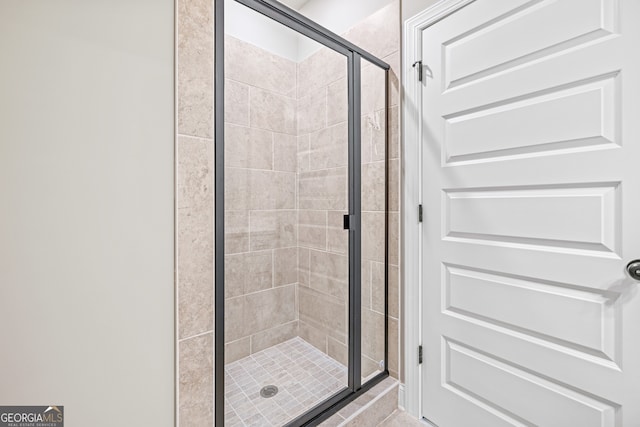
left=401, top=0, right=475, bottom=418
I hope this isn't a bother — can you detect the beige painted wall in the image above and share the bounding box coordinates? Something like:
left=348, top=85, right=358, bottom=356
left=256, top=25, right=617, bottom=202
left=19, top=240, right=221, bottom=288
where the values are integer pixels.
left=0, top=1, right=175, bottom=426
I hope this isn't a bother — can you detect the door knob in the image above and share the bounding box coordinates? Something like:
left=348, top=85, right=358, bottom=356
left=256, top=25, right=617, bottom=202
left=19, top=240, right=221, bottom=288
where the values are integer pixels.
left=626, top=260, right=640, bottom=281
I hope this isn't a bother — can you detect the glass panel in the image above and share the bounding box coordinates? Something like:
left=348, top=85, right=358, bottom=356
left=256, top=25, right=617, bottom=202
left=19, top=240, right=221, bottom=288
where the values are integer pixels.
left=223, top=1, right=349, bottom=424
left=360, top=57, right=388, bottom=384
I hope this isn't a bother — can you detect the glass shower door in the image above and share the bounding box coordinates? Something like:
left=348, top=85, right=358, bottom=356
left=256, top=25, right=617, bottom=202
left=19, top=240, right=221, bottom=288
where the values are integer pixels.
left=222, top=1, right=350, bottom=424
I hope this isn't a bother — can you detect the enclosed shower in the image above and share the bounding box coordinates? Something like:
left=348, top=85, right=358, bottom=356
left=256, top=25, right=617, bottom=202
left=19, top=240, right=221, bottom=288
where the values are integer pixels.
left=213, top=0, right=392, bottom=425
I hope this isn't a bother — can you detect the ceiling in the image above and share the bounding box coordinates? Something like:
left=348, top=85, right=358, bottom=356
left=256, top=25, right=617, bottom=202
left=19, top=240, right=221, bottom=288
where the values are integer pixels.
left=277, top=0, right=311, bottom=10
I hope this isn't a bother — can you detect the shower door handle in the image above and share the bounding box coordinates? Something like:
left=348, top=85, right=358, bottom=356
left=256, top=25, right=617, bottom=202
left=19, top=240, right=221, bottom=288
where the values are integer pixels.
left=343, top=215, right=351, bottom=230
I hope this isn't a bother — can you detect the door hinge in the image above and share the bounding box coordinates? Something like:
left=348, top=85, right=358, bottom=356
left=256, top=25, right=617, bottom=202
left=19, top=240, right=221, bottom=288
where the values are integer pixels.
left=418, top=345, right=423, bottom=364
left=418, top=204, right=423, bottom=222
left=413, top=60, right=423, bottom=82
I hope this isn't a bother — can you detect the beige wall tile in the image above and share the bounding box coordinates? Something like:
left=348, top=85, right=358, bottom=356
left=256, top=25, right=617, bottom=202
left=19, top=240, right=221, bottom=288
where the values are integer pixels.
left=225, top=337, right=250, bottom=364
left=389, top=368, right=399, bottom=381
left=361, top=110, right=387, bottom=164
left=250, top=210, right=297, bottom=251
left=361, top=260, right=372, bottom=310
left=389, top=212, right=399, bottom=265
left=244, top=285, right=296, bottom=334
left=178, top=136, right=213, bottom=211
left=389, top=106, right=399, bottom=160
left=224, top=79, right=250, bottom=126
left=309, top=250, right=348, bottom=300
left=250, top=87, right=296, bottom=135
left=343, top=1, right=400, bottom=60
left=225, top=210, right=249, bottom=254
left=178, top=0, right=213, bottom=138
left=327, top=337, right=348, bottom=366
left=384, top=51, right=400, bottom=108
left=225, top=251, right=273, bottom=298
left=225, top=296, right=245, bottom=342
left=297, top=48, right=346, bottom=100
left=327, top=78, right=348, bottom=127
left=274, top=247, right=298, bottom=286
left=248, top=170, right=296, bottom=210
left=297, top=134, right=311, bottom=173
left=226, top=169, right=296, bottom=210
left=250, top=320, right=298, bottom=353
left=361, top=161, right=386, bottom=212
left=298, top=210, right=327, bottom=250
left=299, top=319, right=327, bottom=353
left=225, top=124, right=273, bottom=170
left=299, top=286, right=347, bottom=344
left=298, top=247, right=310, bottom=286
left=360, top=114, right=373, bottom=164
left=177, top=136, right=214, bottom=340
left=327, top=211, right=348, bottom=255
left=274, top=133, right=297, bottom=172
left=361, top=63, right=386, bottom=116
left=309, top=122, right=348, bottom=170
left=389, top=159, right=399, bottom=212
left=298, top=168, right=347, bottom=211
left=178, top=207, right=213, bottom=340
left=179, top=333, right=213, bottom=426
left=362, top=212, right=385, bottom=263
left=224, top=253, right=243, bottom=299
left=361, top=308, right=385, bottom=368
left=298, top=88, right=326, bottom=135
left=388, top=317, right=399, bottom=377
left=225, top=168, right=249, bottom=211
left=371, top=263, right=399, bottom=319
left=362, top=355, right=381, bottom=380
left=225, top=35, right=297, bottom=97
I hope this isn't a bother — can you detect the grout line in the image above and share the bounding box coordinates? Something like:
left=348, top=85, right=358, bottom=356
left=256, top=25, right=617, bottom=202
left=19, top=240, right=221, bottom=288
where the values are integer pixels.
left=177, top=329, right=213, bottom=343
left=225, top=75, right=298, bottom=101
left=175, top=133, right=214, bottom=141
left=271, top=249, right=275, bottom=289
left=378, top=410, right=399, bottom=426
left=271, top=131, right=275, bottom=171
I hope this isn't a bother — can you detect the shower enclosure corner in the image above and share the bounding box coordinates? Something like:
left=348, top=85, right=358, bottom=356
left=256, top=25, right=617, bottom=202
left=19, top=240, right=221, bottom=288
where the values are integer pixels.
left=214, top=0, right=390, bottom=424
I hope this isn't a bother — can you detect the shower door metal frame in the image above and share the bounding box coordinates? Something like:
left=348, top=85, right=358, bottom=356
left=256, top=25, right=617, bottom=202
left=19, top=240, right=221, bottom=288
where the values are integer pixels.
left=214, top=0, right=390, bottom=425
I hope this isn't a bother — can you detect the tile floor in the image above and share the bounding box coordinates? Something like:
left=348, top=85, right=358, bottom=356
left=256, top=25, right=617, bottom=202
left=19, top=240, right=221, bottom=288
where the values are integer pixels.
left=225, top=337, right=348, bottom=426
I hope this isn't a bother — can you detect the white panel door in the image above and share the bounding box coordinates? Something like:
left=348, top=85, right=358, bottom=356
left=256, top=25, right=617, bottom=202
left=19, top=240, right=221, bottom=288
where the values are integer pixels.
left=420, top=0, right=640, bottom=426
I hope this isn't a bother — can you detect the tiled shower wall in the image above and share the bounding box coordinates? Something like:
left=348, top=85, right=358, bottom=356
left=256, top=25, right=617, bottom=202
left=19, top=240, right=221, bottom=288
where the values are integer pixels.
left=223, top=35, right=300, bottom=364
left=356, top=0, right=401, bottom=381
left=177, top=1, right=401, bottom=425
left=296, top=46, right=351, bottom=369
left=177, top=0, right=214, bottom=425
left=296, top=1, right=401, bottom=379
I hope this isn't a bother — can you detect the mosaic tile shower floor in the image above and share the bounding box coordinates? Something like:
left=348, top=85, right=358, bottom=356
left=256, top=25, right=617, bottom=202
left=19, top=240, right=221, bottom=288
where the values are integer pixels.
left=225, top=337, right=348, bottom=426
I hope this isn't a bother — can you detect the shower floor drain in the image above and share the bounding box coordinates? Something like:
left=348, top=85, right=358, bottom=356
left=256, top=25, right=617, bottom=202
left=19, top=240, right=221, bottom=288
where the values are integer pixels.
left=260, top=385, right=278, bottom=398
